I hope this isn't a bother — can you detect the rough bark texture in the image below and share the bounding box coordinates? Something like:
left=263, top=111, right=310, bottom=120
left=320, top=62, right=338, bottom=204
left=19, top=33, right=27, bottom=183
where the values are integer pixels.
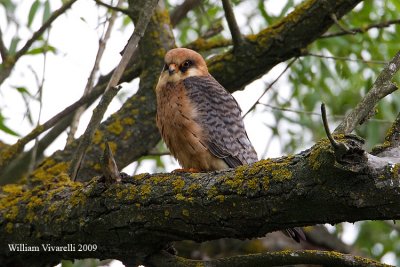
left=1, top=136, right=399, bottom=266
left=16, top=0, right=362, bottom=182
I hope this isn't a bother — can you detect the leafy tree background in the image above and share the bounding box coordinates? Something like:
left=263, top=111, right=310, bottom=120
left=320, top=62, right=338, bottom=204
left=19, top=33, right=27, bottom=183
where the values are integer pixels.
left=0, top=0, right=400, bottom=266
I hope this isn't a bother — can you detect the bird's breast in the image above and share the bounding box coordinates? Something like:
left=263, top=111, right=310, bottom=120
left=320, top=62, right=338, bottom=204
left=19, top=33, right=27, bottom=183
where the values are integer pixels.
left=156, top=81, right=225, bottom=170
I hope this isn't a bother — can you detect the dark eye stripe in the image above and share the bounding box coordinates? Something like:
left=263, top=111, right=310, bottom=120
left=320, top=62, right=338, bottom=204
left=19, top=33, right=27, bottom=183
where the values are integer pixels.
left=180, top=60, right=193, bottom=73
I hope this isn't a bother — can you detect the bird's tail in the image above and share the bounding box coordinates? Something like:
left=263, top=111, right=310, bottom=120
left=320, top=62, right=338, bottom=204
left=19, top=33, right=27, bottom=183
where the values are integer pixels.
left=283, top=227, right=306, bottom=243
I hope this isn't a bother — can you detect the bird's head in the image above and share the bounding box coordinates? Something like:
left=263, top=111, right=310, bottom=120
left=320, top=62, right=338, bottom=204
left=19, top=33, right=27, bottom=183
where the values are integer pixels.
left=158, top=48, right=209, bottom=85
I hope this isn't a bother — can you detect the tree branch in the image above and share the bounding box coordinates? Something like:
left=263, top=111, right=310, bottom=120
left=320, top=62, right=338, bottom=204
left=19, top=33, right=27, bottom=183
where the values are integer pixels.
left=15, top=0, right=364, bottom=182
left=208, top=0, right=363, bottom=92
left=0, top=85, right=106, bottom=177
left=69, top=85, right=122, bottom=180
left=67, top=0, right=124, bottom=145
left=69, top=0, right=159, bottom=180
left=329, top=13, right=355, bottom=35
left=221, top=0, right=244, bottom=48
left=383, top=112, right=400, bottom=148
left=334, top=50, right=400, bottom=134
left=304, top=52, right=386, bottom=65
left=1, top=136, right=400, bottom=266
left=0, top=0, right=78, bottom=86
left=321, top=19, right=400, bottom=39
left=93, top=0, right=130, bottom=15
left=243, top=58, right=297, bottom=117
left=371, top=112, right=400, bottom=156
left=15, top=0, right=77, bottom=62
left=147, top=250, right=391, bottom=267
left=170, top=0, right=202, bottom=27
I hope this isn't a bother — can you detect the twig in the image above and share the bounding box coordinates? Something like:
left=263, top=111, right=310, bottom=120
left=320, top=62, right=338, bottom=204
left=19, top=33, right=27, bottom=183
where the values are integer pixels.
left=0, top=86, right=104, bottom=174
left=334, top=50, right=400, bottom=134
left=329, top=13, right=355, bottom=35
left=147, top=250, right=392, bottom=267
left=170, top=0, right=202, bottom=26
left=68, top=0, right=159, bottom=181
left=221, top=0, right=244, bottom=48
left=93, top=0, right=130, bottom=15
left=260, top=103, right=392, bottom=123
left=0, top=0, right=77, bottom=86
left=243, top=58, right=297, bottom=118
left=67, top=0, right=123, bottom=145
left=27, top=31, right=49, bottom=176
left=69, top=85, right=122, bottom=180
left=321, top=103, right=341, bottom=150
left=321, top=19, right=400, bottom=39
left=14, top=0, right=77, bottom=62
left=0, top=27, right=8, bottom=60
left=305, top=52, right=386, bottom=65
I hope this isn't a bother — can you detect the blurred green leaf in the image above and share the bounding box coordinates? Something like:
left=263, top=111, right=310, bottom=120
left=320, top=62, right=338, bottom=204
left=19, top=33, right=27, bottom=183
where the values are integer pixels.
left=0, top=113, right=20, bottom=136
left=42, top=0, right=51, bottom=23
left=8, top=37, right=20, bottom=55
left=28, top=0, right=40, bottom=27
left=13, top=86, right=32, bottom=96
left=26, top=45, right=57, bottom=55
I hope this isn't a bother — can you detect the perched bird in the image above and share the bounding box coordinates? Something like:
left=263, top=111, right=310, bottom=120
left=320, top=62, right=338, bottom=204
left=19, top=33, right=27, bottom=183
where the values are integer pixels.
left=156, top=48, right=257, bottom=170
left=156, top=48, right=304, bottom=242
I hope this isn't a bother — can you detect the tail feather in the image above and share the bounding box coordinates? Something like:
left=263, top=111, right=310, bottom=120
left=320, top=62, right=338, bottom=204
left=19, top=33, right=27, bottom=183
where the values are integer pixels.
left=283, top=227, right=306, bottom=243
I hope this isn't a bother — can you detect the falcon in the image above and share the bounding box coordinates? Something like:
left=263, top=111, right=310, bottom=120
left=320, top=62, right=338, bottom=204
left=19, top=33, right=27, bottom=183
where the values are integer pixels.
left=155, top=48, right=304, bottom=242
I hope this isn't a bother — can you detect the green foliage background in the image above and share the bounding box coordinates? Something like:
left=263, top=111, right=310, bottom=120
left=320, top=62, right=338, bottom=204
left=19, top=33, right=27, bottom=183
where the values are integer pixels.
left=1, top=0, right=400, bottom=266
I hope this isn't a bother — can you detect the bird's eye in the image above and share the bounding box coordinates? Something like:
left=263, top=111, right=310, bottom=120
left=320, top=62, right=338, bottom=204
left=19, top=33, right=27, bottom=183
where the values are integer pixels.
left=180, top=60, right=193, bottom=73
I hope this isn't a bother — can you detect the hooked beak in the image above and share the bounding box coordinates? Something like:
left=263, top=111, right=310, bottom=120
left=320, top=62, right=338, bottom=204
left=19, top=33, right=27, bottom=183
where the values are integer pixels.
left=168, top=64, right=177, bottom=75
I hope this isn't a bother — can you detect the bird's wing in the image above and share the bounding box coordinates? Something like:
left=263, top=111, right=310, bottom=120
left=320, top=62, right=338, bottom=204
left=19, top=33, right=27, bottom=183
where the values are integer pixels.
left=183, top=75, right=258, bottom=168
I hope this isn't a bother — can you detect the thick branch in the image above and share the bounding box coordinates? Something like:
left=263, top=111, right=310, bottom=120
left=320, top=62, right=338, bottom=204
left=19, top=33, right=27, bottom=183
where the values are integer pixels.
left=334, top=50, right=400, bottom=134
left=170, top=0, right=202, bottom=27
left=208, top=0, right=362, bottom=92
left=13, top=0, right=363, bottom=182
left=0, top=86, right=105, bottom=176
left=69, top=0, right=158, bottom=180
left=1, top=137, right=400, bottom=265
left=147, top=250, right=391, bottom=267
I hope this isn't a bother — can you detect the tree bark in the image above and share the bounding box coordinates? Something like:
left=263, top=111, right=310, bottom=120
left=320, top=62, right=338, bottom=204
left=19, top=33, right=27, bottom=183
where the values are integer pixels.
left=1, top=135, right=399, bottom=266
left=20, top=0, right=363, bottom=182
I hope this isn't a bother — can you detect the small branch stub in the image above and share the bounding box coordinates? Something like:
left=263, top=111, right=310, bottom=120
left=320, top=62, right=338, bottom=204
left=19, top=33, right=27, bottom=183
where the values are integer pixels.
left=321, top=103, right=342, bottom=150
left=320, top=103, right=367, bottom=171
left=101, top=142, right=121, bottom=183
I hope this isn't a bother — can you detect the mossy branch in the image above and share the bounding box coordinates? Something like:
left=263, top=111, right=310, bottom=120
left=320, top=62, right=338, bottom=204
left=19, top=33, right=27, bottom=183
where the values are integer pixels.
left=334, top=50, right=400, bottom=134
left=1, top=136, right=400, bottom=266
left=2, top=0, right=365, bottom=184
left=68, top=0, right=159, bottom=180
left=208, top=0, right=363, bottom=91
left=147, top=250, right=391, bottom=267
